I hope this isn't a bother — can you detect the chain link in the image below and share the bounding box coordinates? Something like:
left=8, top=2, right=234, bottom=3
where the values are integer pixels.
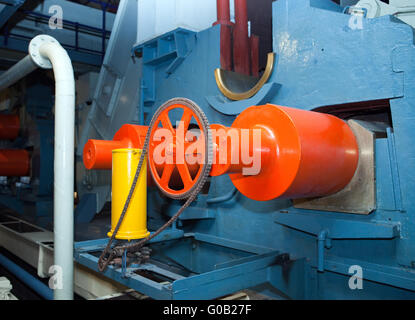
left=98, top=98, right=212, bottom=272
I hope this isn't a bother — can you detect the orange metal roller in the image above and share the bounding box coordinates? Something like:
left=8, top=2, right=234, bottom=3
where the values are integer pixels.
left=0, top=114, right=20, bottom=140
left=0, top=150, right=30, bottom=176
left=226, top=104, right=359, bottom=201
left=83, top=124, right=147, bottom=170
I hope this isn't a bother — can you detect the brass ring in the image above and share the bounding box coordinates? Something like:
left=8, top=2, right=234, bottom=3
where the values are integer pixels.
left=215, top=53, right=275, bottom=101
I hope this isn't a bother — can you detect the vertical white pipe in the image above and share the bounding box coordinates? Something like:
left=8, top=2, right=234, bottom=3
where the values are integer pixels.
left=0, top=35, right=75, bottom=300
left=38, top=40, right=75, bottom=300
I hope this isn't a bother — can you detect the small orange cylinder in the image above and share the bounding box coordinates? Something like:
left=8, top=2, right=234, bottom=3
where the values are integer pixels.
left=83, top=124, right=148, bottom=170
left=84, top=139, right=124, bottom=170
left=0, top=150, right=30, bottom=176
left=0, top=114, right=20, bottom=140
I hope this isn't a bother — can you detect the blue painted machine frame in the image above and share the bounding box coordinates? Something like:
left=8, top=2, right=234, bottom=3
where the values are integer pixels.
left=75, top=229, right=295, bottom=300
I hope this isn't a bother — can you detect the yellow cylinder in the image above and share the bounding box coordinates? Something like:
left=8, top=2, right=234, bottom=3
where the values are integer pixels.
left=108, top=148, right=150, bottom=240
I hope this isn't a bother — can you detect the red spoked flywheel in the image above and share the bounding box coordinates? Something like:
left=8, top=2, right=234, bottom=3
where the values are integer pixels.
left=148, top=98, right=213, bottom=200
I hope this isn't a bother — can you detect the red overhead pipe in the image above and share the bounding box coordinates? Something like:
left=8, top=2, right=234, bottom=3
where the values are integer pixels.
left=233, top=0, right=250, bottom=76
left=213, top=0, right=233, bottom=26
left=213, top=0, right=233, bottom=71
left=250, top=35, right=259, bottom=77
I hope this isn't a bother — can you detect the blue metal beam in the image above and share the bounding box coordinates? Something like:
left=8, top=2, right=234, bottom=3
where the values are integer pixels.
left=274, top=211, right=400, bottom=239
left=0, top=0, right=25, bottom=29
left=0, top=0, right=24, bottom=5
left=0, top=35, right=102, bottom=66
left=323, top=256, right=415, bottom=292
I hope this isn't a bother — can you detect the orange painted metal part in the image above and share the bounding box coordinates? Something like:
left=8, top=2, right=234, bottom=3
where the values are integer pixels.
left=148, top=104, right=206, bottom=197
left=223, top=104, right=359, bottom=201
left=83, top=104, right=359, bottom=202
left=210, top=123, right=273, bottom=178
left=83, top=124, right=148, bottom=170
left=0, top=114, right=20, bottom=140
left=0, top=149, right=30, bottom=176
left=83, top=119, right=201, bottom=190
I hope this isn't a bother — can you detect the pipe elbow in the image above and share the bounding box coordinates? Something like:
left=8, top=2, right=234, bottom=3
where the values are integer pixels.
left=318, top=229, right=329, bottom=241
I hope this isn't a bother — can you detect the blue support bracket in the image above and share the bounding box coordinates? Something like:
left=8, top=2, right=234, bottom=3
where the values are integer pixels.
left=166, top=196, right=217, bottom=220
left=275, top=211, right=400, bottom=273
left=274, top=211, right=400, bottom=240
left=167, top=204, right=216, bottom=220
left=133, top=29, right=195, bottom=121
left=317, top=229, right=331, bottom=272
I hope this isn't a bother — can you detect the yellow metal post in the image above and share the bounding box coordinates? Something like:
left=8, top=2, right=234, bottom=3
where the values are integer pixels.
left=108, top=149, right=150, bottom=240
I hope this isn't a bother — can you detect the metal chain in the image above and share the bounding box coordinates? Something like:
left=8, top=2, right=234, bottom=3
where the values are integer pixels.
left=97, top=127, right=151, bottom=272
left=98, top=98, right=212, bottom=272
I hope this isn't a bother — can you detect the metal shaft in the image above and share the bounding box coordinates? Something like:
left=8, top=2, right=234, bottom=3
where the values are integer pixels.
left=0, top=55, right=37, bottom=92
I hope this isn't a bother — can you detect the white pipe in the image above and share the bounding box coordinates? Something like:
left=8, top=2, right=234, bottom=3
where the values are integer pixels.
left=0, top=35, right=75, bottom=300
left=39, top=38, right=75, bottom=301
left=0, top=55, right=37, bottom=91
left=39, top=37, right=75, bottom=301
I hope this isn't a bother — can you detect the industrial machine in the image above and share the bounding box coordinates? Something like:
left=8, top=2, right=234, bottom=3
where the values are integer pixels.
left=71, top=0, right=415, bottom=299
left=1, top=0, right=415, bottom=300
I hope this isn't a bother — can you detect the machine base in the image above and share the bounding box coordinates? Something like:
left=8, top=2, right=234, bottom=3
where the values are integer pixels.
left=74, top=231, right=290, bottom=300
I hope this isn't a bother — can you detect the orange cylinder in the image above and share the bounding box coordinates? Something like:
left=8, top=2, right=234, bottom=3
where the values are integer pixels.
left=84, top=124, right=200, bottom=176
left=211, top=124, right=273, bottom=177
left=83, top=124, right=148, bottom=170
left=0, top=150, right=30, bottom=176
left=0, top=114, right=20, bottom=140
left=226, top=104, right=359, bottom=201
left=84, top=139, right=125, bottom=170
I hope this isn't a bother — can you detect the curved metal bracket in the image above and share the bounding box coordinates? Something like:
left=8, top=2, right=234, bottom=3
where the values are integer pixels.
left=206, top=82, right=281, bottom=116
left=215, top=53, right=276, bottom=101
